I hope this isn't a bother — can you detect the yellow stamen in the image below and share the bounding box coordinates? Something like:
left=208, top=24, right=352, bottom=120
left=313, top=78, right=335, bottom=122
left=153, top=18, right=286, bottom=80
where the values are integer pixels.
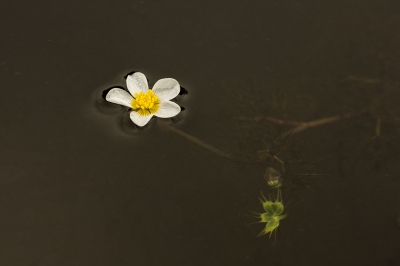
left=131, top=90, right=160, bottom=116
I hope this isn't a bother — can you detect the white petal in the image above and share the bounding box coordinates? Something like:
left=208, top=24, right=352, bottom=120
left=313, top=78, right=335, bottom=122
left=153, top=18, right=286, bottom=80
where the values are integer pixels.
left=152, top=78, right=180, bottom=101
left=106, top=88, right=133, bottom=108
left=126, top=72, right=149, bottom=95
left=154, top=100, right=181, bottom=118
left=130, top=111, right=153, bottom=127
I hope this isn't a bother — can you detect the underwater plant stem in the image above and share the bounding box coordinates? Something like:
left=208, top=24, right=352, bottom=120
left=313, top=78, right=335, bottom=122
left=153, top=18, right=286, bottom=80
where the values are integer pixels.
left=158, top=120, right=262, bottom=164
left=264, top=117, right=304, bottom=127
left=273, top=156, right=285, bottom=173
left=239, top=116, right=305, bottom=127
left=277, top=109, right=368, bottom=141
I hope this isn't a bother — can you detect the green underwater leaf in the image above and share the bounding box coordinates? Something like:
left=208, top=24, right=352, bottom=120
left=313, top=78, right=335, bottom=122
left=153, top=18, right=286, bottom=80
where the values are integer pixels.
left=255, top=189, right=287, bottom=238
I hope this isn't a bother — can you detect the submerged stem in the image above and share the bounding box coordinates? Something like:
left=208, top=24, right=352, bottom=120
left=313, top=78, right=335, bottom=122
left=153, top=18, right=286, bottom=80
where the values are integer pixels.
left=159, top=108, right=367, bottom=165
left=158, top=120, right=262, bottom=164
left=276, top=109, right=368, bottom=141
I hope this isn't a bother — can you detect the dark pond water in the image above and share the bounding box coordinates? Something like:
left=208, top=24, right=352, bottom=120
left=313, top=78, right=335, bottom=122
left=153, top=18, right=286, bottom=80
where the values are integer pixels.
left=1, top=1, right=400, bottom=265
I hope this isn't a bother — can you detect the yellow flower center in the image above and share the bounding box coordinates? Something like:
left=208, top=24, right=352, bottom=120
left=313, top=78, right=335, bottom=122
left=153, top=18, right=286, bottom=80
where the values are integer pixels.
left=131, top=90, right=159, bottom=116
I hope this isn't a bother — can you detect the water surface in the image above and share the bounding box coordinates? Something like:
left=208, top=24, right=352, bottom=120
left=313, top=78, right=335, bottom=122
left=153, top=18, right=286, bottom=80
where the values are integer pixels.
left=1, top=0, right=400, bottom=265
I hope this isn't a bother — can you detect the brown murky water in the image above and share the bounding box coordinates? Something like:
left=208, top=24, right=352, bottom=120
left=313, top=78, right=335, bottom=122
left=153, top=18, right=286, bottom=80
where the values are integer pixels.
left=1, top=1, right=400, bottom=265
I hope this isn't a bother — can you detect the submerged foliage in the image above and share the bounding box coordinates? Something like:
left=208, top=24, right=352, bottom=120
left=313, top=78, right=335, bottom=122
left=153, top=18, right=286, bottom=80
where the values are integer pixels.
left=255, top=189, right=287, bottom=237
left=264, top=167, right=283, bottom=188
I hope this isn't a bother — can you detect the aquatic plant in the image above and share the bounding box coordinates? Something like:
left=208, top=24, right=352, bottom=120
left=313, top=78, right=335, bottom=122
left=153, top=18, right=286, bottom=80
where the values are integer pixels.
left=255, top=189, right=287, bottom=237
left=264, top=167, right=283, bottom=188
left=106, top=72, right=181, bottom=126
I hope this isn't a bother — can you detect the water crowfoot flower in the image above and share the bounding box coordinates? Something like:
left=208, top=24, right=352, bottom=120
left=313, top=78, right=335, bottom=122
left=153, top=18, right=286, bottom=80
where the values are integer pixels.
left=106, top=72, right=181, bottom=127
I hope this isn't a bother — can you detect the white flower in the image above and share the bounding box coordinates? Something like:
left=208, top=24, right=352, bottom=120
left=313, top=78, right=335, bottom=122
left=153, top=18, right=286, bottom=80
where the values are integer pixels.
left=106, top=72, right=181, bottom=127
